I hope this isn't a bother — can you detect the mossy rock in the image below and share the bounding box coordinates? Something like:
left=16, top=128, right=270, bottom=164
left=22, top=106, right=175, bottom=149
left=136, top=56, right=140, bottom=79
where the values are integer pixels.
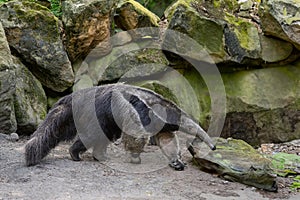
left=224, top=13, right=261, bottom=62
left=165, top=0, right=298, bottom=67
left=166, top=62, right=300, bottom=146
left=62, top=0, right=117, bottom=63
left=188, top=137, right=278, bottom=191
left=13, top=56, right=47, bottom=134
left=221, top=63, right=300, bottom=146
left=138, top=81, right=179, bottom=104
left=85, top=41, right=169, bottom=85
left=165, top=1, right=226, bottom=64
left=259, top=0, right=300, bottom=50
left=0, top=21, right=17, bottom=134
left=115, top=0, right=160, bottom=30
left=260, top=34, right=294, bottom=63
left=0, top=0, right=74, bottom=92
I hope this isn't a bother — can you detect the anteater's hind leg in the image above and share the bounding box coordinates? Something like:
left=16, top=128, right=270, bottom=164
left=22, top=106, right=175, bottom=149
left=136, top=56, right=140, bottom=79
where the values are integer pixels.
left=92, top=139, right=110, bottom=162
left=69, top=137, right=87, bottom=161
left=123, top=133, right=147, bottom=164
left=155, top=132, right=185, bottom=171
left=69, top=136, right=110, bottom=162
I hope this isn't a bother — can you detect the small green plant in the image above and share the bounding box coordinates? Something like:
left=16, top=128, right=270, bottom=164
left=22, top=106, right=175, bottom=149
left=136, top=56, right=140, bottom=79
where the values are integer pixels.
left=0, top=0, right=10, bottom=4
left=50, top=0, right=62, bottom=18
left=291, top=175, right=300, bottom=191
left=0, top=0, right=62, bottom=18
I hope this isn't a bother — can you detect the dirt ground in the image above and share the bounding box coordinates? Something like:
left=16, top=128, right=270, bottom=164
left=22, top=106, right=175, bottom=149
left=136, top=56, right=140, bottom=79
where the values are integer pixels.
left=0, top=136, right=299, bottom=200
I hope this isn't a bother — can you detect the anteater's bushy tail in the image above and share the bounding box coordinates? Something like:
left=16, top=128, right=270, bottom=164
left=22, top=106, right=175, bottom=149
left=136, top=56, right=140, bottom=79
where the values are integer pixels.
left=25, top=96, right=77, bottom=166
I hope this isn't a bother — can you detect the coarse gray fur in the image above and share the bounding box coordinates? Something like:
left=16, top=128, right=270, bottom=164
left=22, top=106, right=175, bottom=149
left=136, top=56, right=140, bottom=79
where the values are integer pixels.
left=25, top=84, right=216, bottom=170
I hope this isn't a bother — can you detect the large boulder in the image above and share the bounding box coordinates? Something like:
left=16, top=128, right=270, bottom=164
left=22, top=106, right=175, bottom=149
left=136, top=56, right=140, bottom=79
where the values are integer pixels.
left=0, top=1, right=74, bottom=92
left=259, top=0, right=300, bottom=50
left=0, top=22, right=17, bottom=134
left=164, top=0, right=299, bottom=68
left=62, top=0, right=118, bottom=63
left=136, top=72, right=206, bottom=126
left=188, top=137, right=277, bottom=192
left=260, top=35, right=294, bottom=63
left=132, top=62, right=300, bottom=146
left=115, top=0, right=160, bottom=30
left=221, top=62, right=300, bottom=146
left=13, top=57, right=47, bottom=134
left=224, top=12, right=261, bottom=65
left=73, top=34, right=169, bottom=91
left=164, top=0, right=226, bottom=64
left=0, top=20, right=47, bottom=135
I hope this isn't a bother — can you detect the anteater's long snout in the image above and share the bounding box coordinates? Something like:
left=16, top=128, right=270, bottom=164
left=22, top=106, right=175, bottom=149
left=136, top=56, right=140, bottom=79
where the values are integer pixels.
left=181, top=116, right=216, bottom=151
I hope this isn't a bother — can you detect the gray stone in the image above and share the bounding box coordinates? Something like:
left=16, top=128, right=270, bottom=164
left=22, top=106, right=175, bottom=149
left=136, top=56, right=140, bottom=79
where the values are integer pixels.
left=259, top=0, right=300, bottom=50
left=13, top=57, right=47, bottom=134
left=164, top=0, right=299, bottom=68
left=188, top=137, right=277, bottom=192
left=260, top=35, right=294, bottom=63
left=224, top=13, right=261, bottom=64
left=151, top=61, right=300, bottom=146
left=0, top=20, right=47, bottom=135
left=0, top=133, right=9, bottom=141
left=0, top=22, right=17, bottom=134
left=0, top=1, right=74, bottom=92
left=221, top=62, right=300, bottom=146
left=62, top=0, right=118, bottom=63
left=74, top=37, right=169, bottom=91
left=9, top=133, right=19, bottom=142
left=115, top=0, right=160, bottom=30
left=165, top=1, right=226, bottom=64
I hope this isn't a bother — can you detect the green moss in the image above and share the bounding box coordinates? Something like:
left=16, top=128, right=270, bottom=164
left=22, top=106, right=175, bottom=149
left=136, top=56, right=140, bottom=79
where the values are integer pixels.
left=189, top=11, right=225, bottom=55
left=285, top=12, right=300, bottom=25
left=136, top=49, right=168, bottom=65
left=166, top=1, right=226, bottom=60
left=291, top=176, right=300, bottom=190
left=181, top=68, right=211, bottom=128
left=0, top=0, right=10, bottom=5
left=14, top=58, right=47, bottom=126
left=225, top=13, right=260, bottom=51
left=139, top=81, right=179, bottom=104
left=222, top=63, right=300, bottom=112
left=50, top=0, right=62, bottom=18
left=165, top=0, right=194, bottom=20
left=213, top=0, right=221, bottom=8
left=121, top=0, right=160, bottom=26
left=11, top=1, right=59, bottom=42
left=135, top=0, right=175, bottom=17
left=271, top=153, right=300, bottom=177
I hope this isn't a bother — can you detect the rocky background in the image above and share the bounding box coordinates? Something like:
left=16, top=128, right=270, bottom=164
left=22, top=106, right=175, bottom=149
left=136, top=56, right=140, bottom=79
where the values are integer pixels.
left=0, top=0, right=299, bottom=147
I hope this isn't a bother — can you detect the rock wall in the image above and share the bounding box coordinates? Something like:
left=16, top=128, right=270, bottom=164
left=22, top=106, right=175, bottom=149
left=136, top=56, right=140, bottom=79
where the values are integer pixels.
left=0, top=0, right=299, bottom=145
left=0, top=1, right=74, bottom=92
left=0, top=22, right=17, bottom=133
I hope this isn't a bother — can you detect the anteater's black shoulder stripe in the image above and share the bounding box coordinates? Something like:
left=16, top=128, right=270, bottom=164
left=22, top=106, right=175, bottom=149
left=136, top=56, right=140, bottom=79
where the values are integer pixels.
left=94, top=88, right=122, bottom=142
left=127, top=94, right=151, bottom=127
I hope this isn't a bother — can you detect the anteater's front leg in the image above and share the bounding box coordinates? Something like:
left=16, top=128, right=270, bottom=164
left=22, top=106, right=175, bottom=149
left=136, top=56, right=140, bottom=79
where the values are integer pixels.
left=155, top=132, right=185, bottom=171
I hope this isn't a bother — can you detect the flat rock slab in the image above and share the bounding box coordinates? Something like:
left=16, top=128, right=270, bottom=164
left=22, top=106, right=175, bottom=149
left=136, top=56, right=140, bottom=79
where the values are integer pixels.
left=187, top=137, right=278, bottom=192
